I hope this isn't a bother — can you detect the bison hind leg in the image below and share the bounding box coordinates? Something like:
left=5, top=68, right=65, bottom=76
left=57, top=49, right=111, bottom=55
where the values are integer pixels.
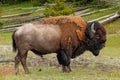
left=15, top=49, right=30, bottom=74
left=15, top=52, right=20, bottom=75
left=20, top=51, right=30, bottom=74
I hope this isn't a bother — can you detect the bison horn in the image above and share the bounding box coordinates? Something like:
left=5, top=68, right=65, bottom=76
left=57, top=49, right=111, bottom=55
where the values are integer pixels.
left=91, top=23, right=96, bottom=33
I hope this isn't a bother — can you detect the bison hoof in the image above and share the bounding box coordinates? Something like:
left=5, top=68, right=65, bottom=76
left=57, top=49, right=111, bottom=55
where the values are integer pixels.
left=25, top=71, right=30, bottom=74
left=62, top=66, right=71, bottom=73
left=15, top=72, right=18, bottom=75
left=62, top=69, right=71, bottom=73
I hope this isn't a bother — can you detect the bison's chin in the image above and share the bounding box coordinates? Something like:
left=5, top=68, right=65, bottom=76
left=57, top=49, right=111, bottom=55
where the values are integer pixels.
left=92, top=50, right=100, bottom=56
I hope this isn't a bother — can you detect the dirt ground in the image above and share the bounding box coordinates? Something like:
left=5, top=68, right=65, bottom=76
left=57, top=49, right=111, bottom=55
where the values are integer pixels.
left=0, top=66, right=14, bottom=76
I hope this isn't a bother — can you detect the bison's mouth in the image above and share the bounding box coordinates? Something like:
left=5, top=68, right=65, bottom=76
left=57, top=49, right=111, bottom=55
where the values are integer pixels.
left=92, top=50, right=100, bottom=56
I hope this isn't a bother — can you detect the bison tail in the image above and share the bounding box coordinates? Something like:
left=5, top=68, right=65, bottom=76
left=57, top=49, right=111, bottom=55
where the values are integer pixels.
left=12, top=30, right=17, bottom=52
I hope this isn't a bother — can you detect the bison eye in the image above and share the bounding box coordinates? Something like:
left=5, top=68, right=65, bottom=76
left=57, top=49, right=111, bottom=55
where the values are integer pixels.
left=95, top=35, right=100, bottom=39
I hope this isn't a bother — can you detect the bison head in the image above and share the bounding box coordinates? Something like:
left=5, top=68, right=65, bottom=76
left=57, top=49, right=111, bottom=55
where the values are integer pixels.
left=85, top=21, right=106, bottom=56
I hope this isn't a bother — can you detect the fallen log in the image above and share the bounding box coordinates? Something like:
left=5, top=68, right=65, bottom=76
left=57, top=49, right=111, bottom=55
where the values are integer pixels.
left=1, top=12, right=32, bottom=18
left=74, top=9, right=90, bottom=16
left=74, top=5, right=106, bottom=11
left=89, top=13, right=114, bottom=22
left=0, top=27, right=17, bottom=32
left=0, top=14, right=45, bottom=32
left=1, top=7, right=41, bottom=12
left=2, top=24, right=23, bottom=29
left=0, top=23, right=23, bottom=32
left=75, top=6, right=90, bottom=11
left=100, top=11, right=120, bottom=25
left=0, top=57, right=14, bottom=62
left=80, top=6, right=119, bottom=17
left=35, top=8, right=45, bottom=12
left=0, top=11, right=119, bottom=32
left=0, top=56, right=47, bottom=67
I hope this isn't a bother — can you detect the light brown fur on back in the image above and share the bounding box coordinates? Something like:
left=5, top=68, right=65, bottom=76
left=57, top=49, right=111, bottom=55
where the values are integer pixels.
left=41, top=16, right=87, bottom=41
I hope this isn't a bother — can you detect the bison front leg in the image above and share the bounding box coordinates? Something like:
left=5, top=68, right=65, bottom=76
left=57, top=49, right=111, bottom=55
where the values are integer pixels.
left=57, top=49, right=72, bottom=72
left=63, top=52, right=72, bottom=72
left=57, top=37, right=73, bottom=72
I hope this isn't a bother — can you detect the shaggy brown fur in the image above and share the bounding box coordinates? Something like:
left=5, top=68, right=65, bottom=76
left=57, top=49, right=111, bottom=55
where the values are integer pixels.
left=12, top=16, right=106, bottom=74
left=41, top=16, right=87, bottom=41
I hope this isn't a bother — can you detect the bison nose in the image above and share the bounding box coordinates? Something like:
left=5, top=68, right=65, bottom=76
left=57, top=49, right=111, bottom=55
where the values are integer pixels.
left=102, top=44, right=105, bottom=47
left=100, top=44, right=105, bottom=49
left=99, top=44, right=105, bottom=49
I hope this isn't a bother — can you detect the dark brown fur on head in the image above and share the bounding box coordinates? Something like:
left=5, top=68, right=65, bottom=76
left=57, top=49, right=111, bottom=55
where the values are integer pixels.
left=85, top=21, right=106, bottom=56
left=72, top=21, right=106, bottom=58
left=86, top=21, right=106, bottom=56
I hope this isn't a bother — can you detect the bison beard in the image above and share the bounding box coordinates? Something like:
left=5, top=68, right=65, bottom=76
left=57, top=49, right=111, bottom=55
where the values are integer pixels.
left=12, top=16, right=106, bottom=74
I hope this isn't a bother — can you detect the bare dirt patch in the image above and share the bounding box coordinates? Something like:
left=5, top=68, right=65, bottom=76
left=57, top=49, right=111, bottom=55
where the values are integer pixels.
left=0, top=66, right=14, bottom=76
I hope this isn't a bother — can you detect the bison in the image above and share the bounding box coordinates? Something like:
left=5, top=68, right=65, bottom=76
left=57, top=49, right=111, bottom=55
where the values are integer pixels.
left=12, top=16, right=106, bottom=74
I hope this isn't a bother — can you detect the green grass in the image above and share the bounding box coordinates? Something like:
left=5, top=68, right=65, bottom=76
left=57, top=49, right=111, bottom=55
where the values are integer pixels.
left=0, top=32, right=12, bottom=45
left=105, top=18, right=120, bottom=34
left=1, top=16, right=33, bottom=26
left=0, top=1, right=33, bottom=11
left=101, top=47, right=120, bottom=57
left=0, top=65, right=120, bottom=80
left=0, top=1, right=43, bottom=26
left=1, top=2, right=119, bottom=27
left=0, top=1, right=44, bottom=16
left=0, top=1, right=43, bottom=20
left=0, top=2, right=120, bottom=79
left=0, top=13, right=43, bottom=26
left=0, top=9, right=35, bottom=16
left=101, top=34, right=120, bottom=57
left=83, top=6, right=120, bottom=21
left=106, top=34, right=120, bottom=47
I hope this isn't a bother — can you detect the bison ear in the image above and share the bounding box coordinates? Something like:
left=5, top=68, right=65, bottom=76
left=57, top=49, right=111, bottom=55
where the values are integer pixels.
left=76, top=30, right=85, bottom=41
left=86, top=21, right=98, bottom=39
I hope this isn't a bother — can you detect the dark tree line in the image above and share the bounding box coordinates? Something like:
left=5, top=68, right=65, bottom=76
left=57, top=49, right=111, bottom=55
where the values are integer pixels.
left=0, top=0, right=30, bottom=4
left=0, top=0, right=100, bottom=5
